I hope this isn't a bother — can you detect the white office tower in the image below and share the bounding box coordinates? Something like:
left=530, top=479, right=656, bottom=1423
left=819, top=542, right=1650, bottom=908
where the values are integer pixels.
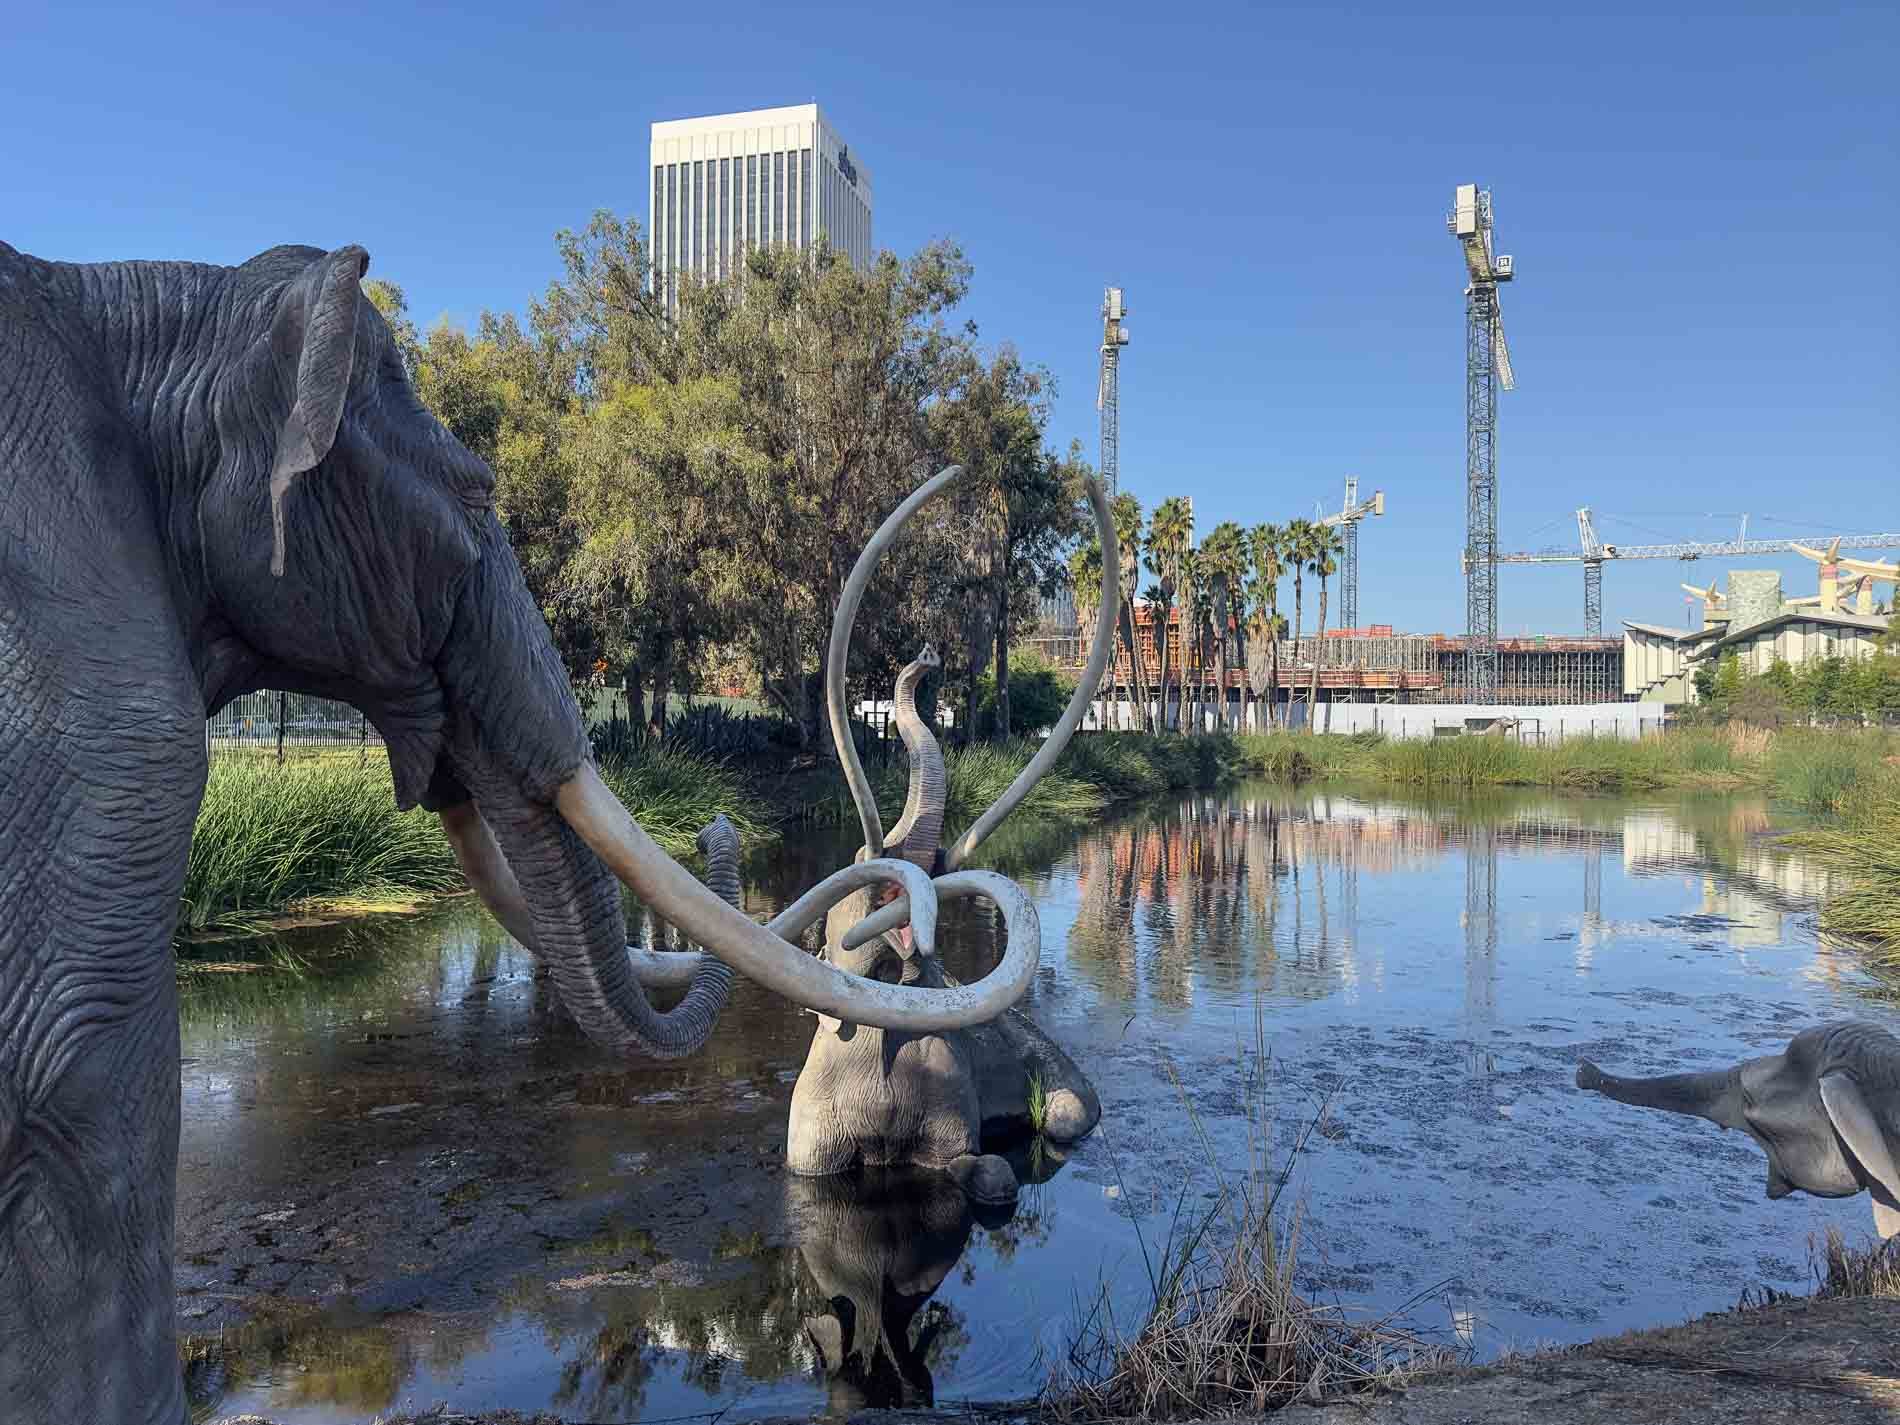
left=649, top=103, right=874, bottom=310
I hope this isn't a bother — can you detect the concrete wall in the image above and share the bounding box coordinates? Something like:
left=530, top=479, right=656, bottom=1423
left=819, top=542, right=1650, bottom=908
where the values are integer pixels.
left=1720, top=619, right=1885, bottom=676
left=1624, top=627, right=1696, bottom=701
left=1299, top=701, right=1668, bottom=743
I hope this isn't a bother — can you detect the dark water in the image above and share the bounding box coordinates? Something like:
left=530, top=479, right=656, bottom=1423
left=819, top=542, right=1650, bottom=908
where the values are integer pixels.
left=178, top=782, right=1891, bottom=1423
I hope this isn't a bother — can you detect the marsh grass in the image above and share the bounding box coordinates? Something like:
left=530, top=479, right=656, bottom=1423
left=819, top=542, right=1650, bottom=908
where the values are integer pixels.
left=182, top=757, right=462, bottom=936
left=1783, top=760, right=1900, bottom=957
left=1810, top=1226, right=1900, bottom=1300
left=1047, top=1017, right=1457, bottom=1420
left=183, top=744, right=765, bottom=937
left=796, top=732, right=1260, bottom=834
left=1235, top=723, right=1888, bottom=796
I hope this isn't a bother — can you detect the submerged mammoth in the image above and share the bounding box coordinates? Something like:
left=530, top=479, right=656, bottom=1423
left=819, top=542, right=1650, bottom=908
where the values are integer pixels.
left=1577, top=1021, right=1900, bottom=1238
left=786, top=465, right=1120, bottom=1205
left=0, top=240, right=1036, bottom=1424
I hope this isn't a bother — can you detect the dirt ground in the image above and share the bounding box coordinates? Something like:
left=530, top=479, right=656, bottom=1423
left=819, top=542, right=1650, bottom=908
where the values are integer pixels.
left=210, top=1291, right=1900, bottom=1424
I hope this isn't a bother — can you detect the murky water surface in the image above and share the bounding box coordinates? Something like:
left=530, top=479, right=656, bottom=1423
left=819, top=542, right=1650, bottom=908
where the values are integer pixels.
left=178, top=782, right=1893, bottom=1422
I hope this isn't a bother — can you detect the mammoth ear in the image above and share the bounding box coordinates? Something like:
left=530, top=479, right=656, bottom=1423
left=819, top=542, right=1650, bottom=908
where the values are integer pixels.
left=269, top=245, right=370, bottom=577
left=1819, top=1072, right=1900, bottom=1239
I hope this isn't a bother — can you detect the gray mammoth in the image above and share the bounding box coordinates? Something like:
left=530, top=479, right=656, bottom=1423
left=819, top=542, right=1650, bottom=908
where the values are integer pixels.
left=786, top=465, right=1120, bottom=1205
left=1577, top=1021, right=1900, bottom=1238
left=0, top=240, right=1039, bottom=1425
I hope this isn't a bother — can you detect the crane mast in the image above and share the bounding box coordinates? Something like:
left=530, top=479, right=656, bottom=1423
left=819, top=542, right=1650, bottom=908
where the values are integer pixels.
left=1097, top=287, right=1130, bottom=496
left=1449, top=185, right=1515, bottom=700
left=1318, top=476, right=1386, bottom=630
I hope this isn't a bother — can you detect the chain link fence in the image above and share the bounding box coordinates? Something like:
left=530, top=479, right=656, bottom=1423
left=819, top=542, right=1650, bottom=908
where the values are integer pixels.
left=206, top=691, right=380, bottom=760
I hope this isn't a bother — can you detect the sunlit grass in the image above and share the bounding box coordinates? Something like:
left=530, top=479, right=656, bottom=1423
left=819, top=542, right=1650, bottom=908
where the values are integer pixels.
left=183, top=743, right=767, bottom=937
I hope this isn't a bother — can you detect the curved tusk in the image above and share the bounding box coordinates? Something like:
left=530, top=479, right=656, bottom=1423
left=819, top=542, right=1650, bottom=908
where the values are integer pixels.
left=825, top=463, right=967, bottom=859
left=556, top=763, right=1037, bottom=1029
left=836, top=869, right=1038, bottom=969
left=441, top=799, right=717, bottom=991
left=946, top=474, right=1120, bottom=869
left=763, top=858, right=937, bottom=957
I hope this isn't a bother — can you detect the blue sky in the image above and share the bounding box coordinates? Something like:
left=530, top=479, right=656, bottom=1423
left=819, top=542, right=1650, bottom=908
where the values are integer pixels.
left=7, top=1, right=1895, bottom=636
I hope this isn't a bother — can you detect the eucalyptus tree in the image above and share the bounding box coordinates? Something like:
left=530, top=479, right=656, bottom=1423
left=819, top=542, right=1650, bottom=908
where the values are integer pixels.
left=1304, top=524, right=1344, bottom=729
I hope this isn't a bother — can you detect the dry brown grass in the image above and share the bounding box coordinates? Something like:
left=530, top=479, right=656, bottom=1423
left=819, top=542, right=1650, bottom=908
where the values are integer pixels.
left=1046, top=1022, right=1458, bottom=1420
left=1811, top=1226, right=1900, bottom=1301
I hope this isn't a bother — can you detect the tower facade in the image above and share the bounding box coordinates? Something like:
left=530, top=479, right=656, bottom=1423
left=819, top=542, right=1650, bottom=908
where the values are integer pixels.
left=649, top=104, right=873, bottom=310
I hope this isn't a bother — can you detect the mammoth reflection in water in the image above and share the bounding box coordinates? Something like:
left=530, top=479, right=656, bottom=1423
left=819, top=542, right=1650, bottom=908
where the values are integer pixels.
left=788, top=1145, right=1067, bottom=1411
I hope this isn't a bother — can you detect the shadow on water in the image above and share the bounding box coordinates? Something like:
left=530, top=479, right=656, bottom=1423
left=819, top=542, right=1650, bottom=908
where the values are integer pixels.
left=180, top=781, right=1897, bottom=1422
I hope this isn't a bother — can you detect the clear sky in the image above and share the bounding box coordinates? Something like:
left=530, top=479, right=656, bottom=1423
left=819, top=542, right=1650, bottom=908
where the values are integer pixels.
left=7, top=1, right=1895, bottom=636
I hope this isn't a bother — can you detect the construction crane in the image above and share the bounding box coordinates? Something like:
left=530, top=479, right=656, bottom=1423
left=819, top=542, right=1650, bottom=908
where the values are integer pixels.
left=1097, top=287, right=1130, bottom=496
left=1448, top=185, right=1516, bottom=699
left=1317, top=476, right=1386, bottom=630
left=1496, top=509, right=1900, bottom=632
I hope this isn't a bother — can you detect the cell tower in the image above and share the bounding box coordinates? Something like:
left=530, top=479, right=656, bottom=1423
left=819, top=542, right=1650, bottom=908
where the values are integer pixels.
left=1097, top=287, right=1130, bottom=494
left=1448, top=185, right=1515, bottom=700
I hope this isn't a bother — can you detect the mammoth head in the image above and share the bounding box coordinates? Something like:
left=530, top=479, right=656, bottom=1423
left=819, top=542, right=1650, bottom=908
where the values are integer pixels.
left=1578, top=1022, right=1900, bottom=1237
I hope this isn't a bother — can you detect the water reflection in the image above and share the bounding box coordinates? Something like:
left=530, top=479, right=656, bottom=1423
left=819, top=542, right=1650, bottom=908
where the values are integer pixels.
left=181, top=783, right=1891, bottom=1421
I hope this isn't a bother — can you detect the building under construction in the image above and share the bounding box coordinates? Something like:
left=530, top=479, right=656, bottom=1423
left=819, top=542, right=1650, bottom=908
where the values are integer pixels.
left=1030, top=597, right=1626, bottom=711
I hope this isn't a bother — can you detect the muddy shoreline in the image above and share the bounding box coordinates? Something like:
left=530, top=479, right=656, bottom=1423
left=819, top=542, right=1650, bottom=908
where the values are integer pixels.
left=207, top=1294, right=1900, bottom=1424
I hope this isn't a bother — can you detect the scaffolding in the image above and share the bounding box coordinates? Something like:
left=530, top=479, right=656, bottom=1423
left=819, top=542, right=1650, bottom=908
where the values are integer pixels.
left=1028, top=606, right=1625, bottom=711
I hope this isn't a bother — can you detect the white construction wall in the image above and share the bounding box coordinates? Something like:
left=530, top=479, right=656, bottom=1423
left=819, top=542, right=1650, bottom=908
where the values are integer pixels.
left=1304, top=701, right=1668, bottom=742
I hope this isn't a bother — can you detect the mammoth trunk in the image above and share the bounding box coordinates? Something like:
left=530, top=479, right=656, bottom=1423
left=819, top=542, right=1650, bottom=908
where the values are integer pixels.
left=465, top=755, right=730, bottom=1060
left=1585, top=1063, right=1742, bottom=1127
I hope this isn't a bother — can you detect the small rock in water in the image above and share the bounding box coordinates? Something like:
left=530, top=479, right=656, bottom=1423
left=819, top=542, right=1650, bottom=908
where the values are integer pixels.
left=368, top=1102, right=421, bottom=1117
left=257, top=1208, right=296, bottom=1223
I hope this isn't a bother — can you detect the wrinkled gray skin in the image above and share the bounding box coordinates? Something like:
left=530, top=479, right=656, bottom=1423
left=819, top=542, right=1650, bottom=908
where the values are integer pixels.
left=1578, top=1021, right=1900, bottom=1239
left=787, top=469, right=1119, bottom=1206
left=0, top=241, right=1008, bottom=1425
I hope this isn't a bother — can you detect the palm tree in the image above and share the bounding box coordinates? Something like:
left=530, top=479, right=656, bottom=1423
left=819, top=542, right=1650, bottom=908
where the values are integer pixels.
left=1180, top=547, right=1209, bottom=732
left=1202, top=522, right=1247, bottom=731
left=1305, top=525, right=1343, bottom=731
left=1249, top=523, right=1286, bottom=728
left=1069, top=535, right=1104, bottom=728
left=1282, top=518, right=1318, bottom=723
left=1111, top=494, right=1149, bottom=730
left=1145, top=496, right=1193, bottom=730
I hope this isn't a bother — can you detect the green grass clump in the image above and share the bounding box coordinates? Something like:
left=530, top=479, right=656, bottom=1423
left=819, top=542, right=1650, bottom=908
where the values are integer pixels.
left=594, top=741, right=776, bottom=856
left=1766, top=731, right=1892, bottom=813
left=183, top=744, right=767, bottom=937
left=182, top=756, right=462, bottom=935
left=1784, top=761, right=1900, bottom=956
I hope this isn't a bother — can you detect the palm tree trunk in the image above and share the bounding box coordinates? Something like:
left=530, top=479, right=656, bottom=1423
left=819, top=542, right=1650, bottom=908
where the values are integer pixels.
left=1267, top=615, right=1281, bottom=729
left=1306, top=582, right=1328, bottom=734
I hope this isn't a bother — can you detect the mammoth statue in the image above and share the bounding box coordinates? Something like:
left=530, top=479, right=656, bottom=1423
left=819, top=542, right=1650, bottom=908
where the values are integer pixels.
left=0, top=241, right=1041, bottom=1425
left=1577, top=1021, right=1900, bottom=1238
left=786, top=465, right=1120, bottom=1206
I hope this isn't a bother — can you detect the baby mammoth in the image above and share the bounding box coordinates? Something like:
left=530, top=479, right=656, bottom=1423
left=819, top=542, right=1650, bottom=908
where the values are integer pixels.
left=1578, top=1020, right=1900, bottom=1238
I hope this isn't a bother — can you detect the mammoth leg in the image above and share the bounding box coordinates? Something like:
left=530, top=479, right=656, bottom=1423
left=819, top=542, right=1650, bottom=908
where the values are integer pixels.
left=1, top=675, right=205, bottom=1423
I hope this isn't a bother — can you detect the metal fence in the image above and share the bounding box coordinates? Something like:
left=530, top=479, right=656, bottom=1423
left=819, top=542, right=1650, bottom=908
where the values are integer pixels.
left=207, top=691, right=380, bottom=759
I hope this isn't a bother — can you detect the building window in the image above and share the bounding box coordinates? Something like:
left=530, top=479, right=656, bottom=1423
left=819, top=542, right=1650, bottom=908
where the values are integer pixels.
left=801, top=148, right=812, bottom=248
left=693, top=160, right=705, bottom=272
left=774, top=151, right=786, bottom=245
left=651, top=166, right=664, bottom=290
left=718, top=157, right=730, bottom=276
left=746, top=154, right=757, bottom=250
left=666, top=163, right=679, bottom=291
